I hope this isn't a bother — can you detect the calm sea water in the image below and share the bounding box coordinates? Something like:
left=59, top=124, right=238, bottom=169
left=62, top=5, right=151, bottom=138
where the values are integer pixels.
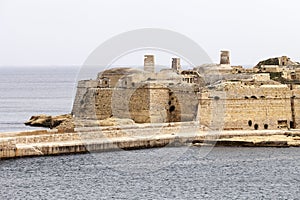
left=0, top=66, right=80, bottom=132
left=0, top=147, right=299, bottom=199
left=0, top=67, right=300, bottom=199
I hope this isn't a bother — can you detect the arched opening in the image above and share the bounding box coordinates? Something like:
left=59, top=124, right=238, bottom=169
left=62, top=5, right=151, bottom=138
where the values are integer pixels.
left=264, top=124, right=268, bottom=129
left=251, top=96, right=258, bottom=99
left=254, top=124, right=259, bottom=130
left=248, top=120, right=252, bottom=127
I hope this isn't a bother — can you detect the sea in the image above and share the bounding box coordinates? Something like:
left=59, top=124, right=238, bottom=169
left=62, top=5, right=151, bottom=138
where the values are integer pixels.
left=0, top=67, right=300, bottom=199
left=0, top=66, right=81, bottom=132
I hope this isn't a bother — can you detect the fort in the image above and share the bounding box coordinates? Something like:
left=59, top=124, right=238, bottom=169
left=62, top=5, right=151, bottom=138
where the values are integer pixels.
left=3, top=51, right=300, bottom=159
left=71, top=51, right=300, bottom=131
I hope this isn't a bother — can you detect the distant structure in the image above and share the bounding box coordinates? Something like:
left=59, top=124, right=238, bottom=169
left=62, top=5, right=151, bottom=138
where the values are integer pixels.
left=280, top=56, right=289, bottom=66
left=72, top=51, right=300, bottom=130
left=172, top=58, right=181, bottom=71
left=220, top=50, right=230, bottom=65
left=144, top=55, right=155, bottom=73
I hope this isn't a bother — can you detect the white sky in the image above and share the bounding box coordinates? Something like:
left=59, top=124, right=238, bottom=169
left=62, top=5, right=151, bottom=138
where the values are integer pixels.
left=0, top=0, right=299, bottom=66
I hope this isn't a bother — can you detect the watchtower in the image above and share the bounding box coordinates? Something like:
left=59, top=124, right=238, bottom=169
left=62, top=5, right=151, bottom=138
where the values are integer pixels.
left=220, top=51, right=230, bottom=65
left=144, top=55, right=155, bottom=73
left=172, top=58, right=181, bottom=71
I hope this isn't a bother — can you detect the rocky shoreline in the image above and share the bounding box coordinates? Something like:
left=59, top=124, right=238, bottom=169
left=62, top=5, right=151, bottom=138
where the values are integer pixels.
left=1, top=120, right=300, bottom=159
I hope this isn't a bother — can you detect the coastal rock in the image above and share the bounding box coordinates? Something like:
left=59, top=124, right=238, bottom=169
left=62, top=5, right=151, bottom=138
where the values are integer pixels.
left=25, top=114, right=73, bottom=129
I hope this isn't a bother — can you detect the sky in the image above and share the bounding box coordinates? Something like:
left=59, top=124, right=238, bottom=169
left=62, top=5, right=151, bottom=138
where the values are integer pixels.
left=0, top=0, right=299, bottom=66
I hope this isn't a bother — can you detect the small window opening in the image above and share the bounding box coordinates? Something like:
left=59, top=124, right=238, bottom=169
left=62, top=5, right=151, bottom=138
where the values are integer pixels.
left=248, top=120, right=252, bottom=127
left=254, top=124, right=259, bottom=130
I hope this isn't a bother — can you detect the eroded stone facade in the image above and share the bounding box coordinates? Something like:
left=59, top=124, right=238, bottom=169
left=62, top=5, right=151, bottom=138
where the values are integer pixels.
left=72, top=53, right=300, bottom=130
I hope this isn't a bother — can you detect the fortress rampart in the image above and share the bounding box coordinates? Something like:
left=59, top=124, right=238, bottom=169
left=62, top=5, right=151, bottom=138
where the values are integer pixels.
left=72, top=52, right=300, bottom=131
left=200, top=82, right=296, bottom=130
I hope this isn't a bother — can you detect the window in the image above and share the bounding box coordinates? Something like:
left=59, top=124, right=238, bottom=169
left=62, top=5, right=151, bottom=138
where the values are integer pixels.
left=248, top=120, right=252, bottom=127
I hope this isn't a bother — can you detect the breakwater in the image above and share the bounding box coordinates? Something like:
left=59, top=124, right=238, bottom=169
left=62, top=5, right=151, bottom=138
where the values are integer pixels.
left=1, top=122, right=300, bottom=159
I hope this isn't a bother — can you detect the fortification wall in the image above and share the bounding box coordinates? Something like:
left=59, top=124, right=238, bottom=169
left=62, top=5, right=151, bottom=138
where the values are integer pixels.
left=72, top=81, right=199, bottom=124
left=200, top=85, right=293, bottom=130
left=129, top=86, right=151, bottom=123
left=72, top=80, right=98, bottom=119
left=169, top=88, right=198, bottom=122
left=291, top=86, right=300, bottom=128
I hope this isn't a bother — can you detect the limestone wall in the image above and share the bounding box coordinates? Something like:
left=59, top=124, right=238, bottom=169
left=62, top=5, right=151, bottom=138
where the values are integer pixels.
left=72, top=80, right=198, bottom=124
left=72, top=80, right=98, bottom=120
left=149, top=85, right=169, bottom=123
left=200, top=84, right=293, bottom=130
left=291, top=85, right=300, bottom=128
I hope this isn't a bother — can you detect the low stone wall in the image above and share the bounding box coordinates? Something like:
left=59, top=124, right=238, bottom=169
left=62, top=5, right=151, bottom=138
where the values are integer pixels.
left=1, top=125, right=300, bottom=159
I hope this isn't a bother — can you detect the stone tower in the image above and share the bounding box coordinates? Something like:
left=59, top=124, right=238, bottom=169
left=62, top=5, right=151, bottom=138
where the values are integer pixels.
left=279, top=56, right=289, bottom=66
left=220, top=50, right=230, bottom=65
left=172, top=58, right=181, bottom=71
left=144, top=55, right=155, bottom=73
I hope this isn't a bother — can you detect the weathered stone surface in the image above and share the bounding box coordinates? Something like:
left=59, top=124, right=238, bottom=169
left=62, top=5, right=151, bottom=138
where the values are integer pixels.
left=255, top=56, right=299, bottom=69
left=25, top=114, right=73, bottom=129
left=2, top=126, right=300, bottom=159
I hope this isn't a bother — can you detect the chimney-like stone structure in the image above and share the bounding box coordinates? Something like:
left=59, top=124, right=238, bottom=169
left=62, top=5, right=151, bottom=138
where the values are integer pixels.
left=220, top=50, right=230, bottom=65
left=172, top=58, right=181, bottom=71
left=144, top=55, right=155, bottom=73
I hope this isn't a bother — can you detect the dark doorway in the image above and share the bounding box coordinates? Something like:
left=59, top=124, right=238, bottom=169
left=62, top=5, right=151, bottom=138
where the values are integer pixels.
left=254, top=124, right=259, bottom=130
left=264, top=124, right=268, bottom=129
left=290, top=121, right=295, bottom=129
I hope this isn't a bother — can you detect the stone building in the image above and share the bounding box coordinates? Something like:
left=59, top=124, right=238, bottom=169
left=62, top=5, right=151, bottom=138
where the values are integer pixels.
left=72, top=52, right=300, bottom=131
left=72, top=56, right=199, bottom=123
left=199, top=74, right=300, bottom=130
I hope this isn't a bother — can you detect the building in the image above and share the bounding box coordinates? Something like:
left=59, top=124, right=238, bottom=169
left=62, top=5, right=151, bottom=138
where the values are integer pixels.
left=72, top=52, right=300, bottom=130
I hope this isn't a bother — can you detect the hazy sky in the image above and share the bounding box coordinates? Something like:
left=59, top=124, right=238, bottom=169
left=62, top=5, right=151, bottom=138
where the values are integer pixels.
left=0, top=0, right=299, bottom=66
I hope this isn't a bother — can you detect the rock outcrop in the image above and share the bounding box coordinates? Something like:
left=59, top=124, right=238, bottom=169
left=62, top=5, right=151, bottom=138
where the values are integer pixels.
left=25, top=114, right=135, bottom=130
left=25, top=114, right=73, bottom=129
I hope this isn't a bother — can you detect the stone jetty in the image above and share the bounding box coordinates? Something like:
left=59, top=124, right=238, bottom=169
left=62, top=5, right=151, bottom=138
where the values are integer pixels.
left=2, top=122, right=300, bottom=159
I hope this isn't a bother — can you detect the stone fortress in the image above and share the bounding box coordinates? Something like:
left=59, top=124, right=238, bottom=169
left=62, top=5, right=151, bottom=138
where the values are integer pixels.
left=72, top=51, right=300, bottom=131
